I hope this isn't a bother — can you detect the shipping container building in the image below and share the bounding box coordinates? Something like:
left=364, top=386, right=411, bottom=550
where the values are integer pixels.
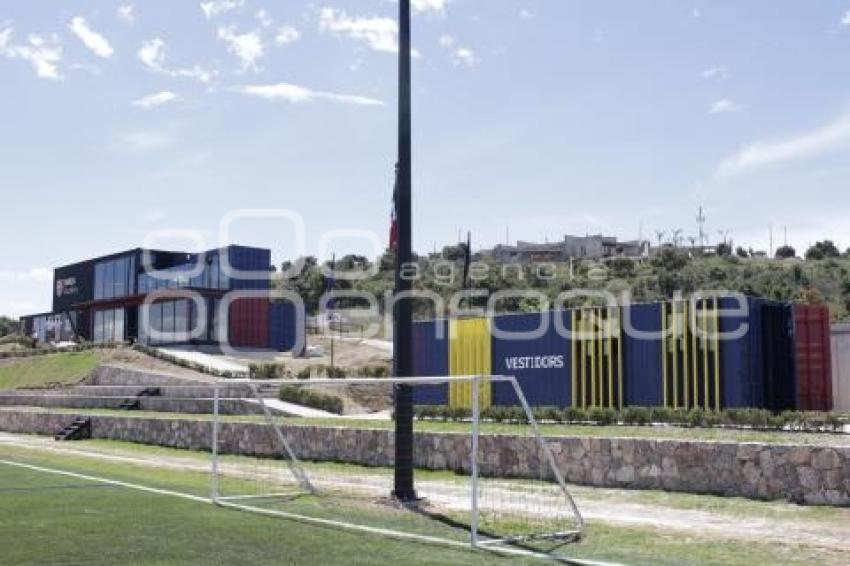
left=793, top=304, right=832, bottom=411
left=19, top=245, right=299, bottom=352
left=411, top=296, right=831, bottom=413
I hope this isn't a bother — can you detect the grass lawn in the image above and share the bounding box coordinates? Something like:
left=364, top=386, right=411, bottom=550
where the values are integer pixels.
left=0, top=351, right=101, bottom=390
left=0, top=439, right=848, bottom=565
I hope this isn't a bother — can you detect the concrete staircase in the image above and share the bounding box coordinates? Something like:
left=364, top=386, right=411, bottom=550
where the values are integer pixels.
left=54, top=417, right=91, bottom=441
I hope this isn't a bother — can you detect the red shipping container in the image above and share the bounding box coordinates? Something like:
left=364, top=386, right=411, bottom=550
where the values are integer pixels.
left=228, top=298, right=270, bottom=348
left=793, top=304, right=832, bottom=411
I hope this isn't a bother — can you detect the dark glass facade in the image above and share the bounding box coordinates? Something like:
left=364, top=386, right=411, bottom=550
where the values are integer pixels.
left=22, top=245, right=296, bottom=351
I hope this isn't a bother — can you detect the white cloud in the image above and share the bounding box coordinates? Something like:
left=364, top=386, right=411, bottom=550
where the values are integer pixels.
left=275, top=25, right=300, bottom=45
left=718, top=114, right=850, bottom=177
left=68, top=17, right=113, bottom=59
left=842, top=10, right=850, bottom=26
left=217, top=26, right=264, bottom=71
left=319, top=8, right=399, bottom=54
left=232, top=82, right=383, bottom=106
left=437, top=34, right=476, bottom=67
left=519, top=9, right=534, bottom=20
left=118, top=5, right=135, bottom=25
left=70, top=62, right=102, bottom=75
left=132, top=91, right=179, bottom=109
left=116, top=130, right=176, bottom=151
left=0, top=29, right=63, bottom=80
left=701, top=65, right=728, bottom=79
left=138, top=38, right=216, bottom=83
left=412, top=0, right=449, bottom=14
left=709, top=99, right=742, bottom=114
left=452, top=47, right=477, bottom=67
left=200, top=0, right=244, bottom=19
left=256, top=9, right=273, bottom=28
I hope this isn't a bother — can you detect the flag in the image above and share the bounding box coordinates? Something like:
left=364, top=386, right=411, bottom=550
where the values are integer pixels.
left=389, top=163, right=399, bottom=251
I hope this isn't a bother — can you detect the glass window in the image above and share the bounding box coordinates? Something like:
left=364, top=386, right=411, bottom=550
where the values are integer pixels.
left=211, top=298, right=226, bottom=342
left=94, top=263, right=104, bottom=300
left=209, top=255, right=219, bottom=289
left=149, top=302, right=162, bottom=340
left=102, top=310, right=113, bottom=342
left=162, top=301, right=175, bottom=337
left=105, top=260, right=115, bottom=299
left=128, top=255, right=137, bottom=295
left=93, top=311, right=103, bottom=342
left=114, top=258, right=125, bottom=298
left=114, top=309, right=125, bottom=342
left=174, top=300, right=188, bottom=341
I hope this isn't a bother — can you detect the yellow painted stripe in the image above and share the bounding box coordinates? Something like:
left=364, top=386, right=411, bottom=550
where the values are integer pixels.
left=672, top=303, right=678, bottom=409
left=571, top=310, right=578, bottom=408
left=448, top=317, right=491, bottom=409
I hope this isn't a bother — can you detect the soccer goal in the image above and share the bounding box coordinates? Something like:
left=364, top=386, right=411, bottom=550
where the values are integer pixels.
left=208, top=375, right=584, bottom=558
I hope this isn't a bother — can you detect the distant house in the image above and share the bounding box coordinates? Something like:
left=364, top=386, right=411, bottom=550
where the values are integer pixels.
left=482, top=235, right=650, bottom=263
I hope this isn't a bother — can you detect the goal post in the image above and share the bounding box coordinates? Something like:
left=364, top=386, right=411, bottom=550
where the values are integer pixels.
left=208, top=374, right=584, bottom=555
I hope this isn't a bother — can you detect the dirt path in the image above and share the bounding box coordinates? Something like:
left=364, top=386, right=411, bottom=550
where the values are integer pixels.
left=2, top=432, right=849, bottom=551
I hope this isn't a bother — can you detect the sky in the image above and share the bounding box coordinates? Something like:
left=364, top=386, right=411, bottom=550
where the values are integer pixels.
left=3, top=1, right=850, bottom=316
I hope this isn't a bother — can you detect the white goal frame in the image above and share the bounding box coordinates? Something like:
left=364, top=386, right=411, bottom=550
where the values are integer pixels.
left=209, top=374, right=585, bottom=558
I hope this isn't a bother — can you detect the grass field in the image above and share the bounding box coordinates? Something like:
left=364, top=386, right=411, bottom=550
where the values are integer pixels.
left=1, top=436, right=848, bottom=565
left=0, top=351, right=101, bottom=389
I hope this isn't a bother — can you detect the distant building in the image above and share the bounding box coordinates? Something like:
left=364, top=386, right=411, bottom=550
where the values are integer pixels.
left=19, top=245, right=297, bottom=350
left=482, top=235, right=650, bottom=263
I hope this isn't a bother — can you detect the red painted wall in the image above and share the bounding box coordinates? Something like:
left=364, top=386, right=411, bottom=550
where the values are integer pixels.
left=793, top=304, right=832, bottom=411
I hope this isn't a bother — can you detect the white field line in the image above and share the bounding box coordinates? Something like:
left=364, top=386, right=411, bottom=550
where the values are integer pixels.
left=0, top=453, right=610, bottom=566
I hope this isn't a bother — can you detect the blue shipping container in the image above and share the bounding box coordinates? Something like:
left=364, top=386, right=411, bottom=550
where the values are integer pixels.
left=491, top=311, right=572, bottom=407
left=269, top=301, right=301, bottom=353
left=412, top=319, right=449, bottom=405
left=622, top=302, right=664, bottom=407
left=719, top=296, right=765, bottom=409
left=228, top=246, right=271, bottom=290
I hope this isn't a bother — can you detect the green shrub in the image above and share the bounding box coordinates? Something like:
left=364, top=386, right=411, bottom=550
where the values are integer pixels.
left=563, top=406, right=588, bottom=423
left=686, top=408, right=705, bottom=427
left=650, top=406, right=672, bottom=423
left=360, top=364, right=391, bottom=378
left=295, top=367, right=312, bottom=380
left=279, top=385, right=344, bottom=414
left=621, top=406, right=651, bottom=425
left=588, top=407, right=617, bottom=425
left=249, top=363, right=284, bottom=379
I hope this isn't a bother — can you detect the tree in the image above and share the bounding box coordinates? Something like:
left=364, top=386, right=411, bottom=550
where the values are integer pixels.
left=775, top=245, right=796, bottom=259
left=735, top=247, right=749, bottom=258
left=0, top=316, right=19, bottom=337
left=805, top=240, right=840, bottom=260
left=715, top=242, right=732, bottom=257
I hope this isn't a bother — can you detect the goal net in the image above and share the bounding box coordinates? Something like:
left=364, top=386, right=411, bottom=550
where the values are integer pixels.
left=209, top=375, right=584, bottom=557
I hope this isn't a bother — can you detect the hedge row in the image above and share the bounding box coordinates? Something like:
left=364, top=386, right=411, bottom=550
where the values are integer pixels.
left=279, top=385, right=344, bottom=414
left=0, top=341, right=124, bottom=360
left=413, top=405, right=847, bottom=433
left=131, top=344, right=247, bottom=378
left=250, top=363, right=391, bottom=380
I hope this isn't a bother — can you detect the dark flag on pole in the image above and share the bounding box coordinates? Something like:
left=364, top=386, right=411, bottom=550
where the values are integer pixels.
left=389, top=162, right=399, bottom=251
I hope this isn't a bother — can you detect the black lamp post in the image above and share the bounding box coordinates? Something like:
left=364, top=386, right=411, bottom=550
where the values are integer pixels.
left=392, top=0, right=416, bottom=502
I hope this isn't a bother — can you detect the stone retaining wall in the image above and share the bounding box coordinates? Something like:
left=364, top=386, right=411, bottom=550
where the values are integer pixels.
left=0, top=409, right=847, bottom=506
